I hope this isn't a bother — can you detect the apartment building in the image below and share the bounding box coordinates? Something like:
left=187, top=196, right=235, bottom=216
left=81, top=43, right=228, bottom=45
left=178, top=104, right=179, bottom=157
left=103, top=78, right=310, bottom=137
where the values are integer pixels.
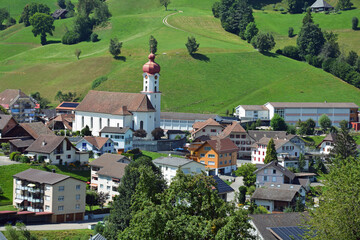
left=234, top=105, right=269, bottom=120
left=13, top=168, right=86, bottom=223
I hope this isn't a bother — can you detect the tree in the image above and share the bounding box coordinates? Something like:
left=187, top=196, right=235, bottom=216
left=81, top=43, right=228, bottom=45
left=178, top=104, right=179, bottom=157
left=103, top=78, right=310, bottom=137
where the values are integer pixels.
left=58, top=0, right=66, bottom=8
left=19, top=3, right=50, bottom=27
left=298, top=153, right=306, bottom=172
left=4, top=222, right=37, bottom=240
left=298, top=118, right=316, bottom=135
left=29, top=13, right=55, bottom=45
left=134, top=129, right=147, bottom=138
left=151, top=128, right=164, bottom=140
left=297, top=23, right=325, bottom=57
left=0, top=105, right=9, bottom=114
left=306, top=157, right=360, bottom=239
left=288, top=27, right=294, bottom=37
left=75, top=49, right=81, bottom=60
left=109, top=38, right=123, bottom=58
left=302, top=8, right=313, bottom=25
left=66, top=0, right=75, bottom=12
left=0, top=8, right=10, bottom=28
left=238, top=186, right=247, bottom=204
left=270, top=113, right=287, bottom=131
left=331, top=121, right=357, bottom=160
left=55, top=90, right=79, bottom=102
left=81, top=125, right=92, bottom=136
left=244, top=22, right=258, bottom=43
left=288, top=0, right=304, bottom=13
left=30, top=92, right=50, bottom=109
left=319, top=31, right=340, bottom=60
left=160, top=0, right=171, bottom=11
left=0, top=186, right=3, bottom=196
left=251, top=32, right=275, bottom=52
left=353, top=17, right=359, bottom=30
left=98, top=191, right=109, bottom=209
left=235, top=163, right=257, bottom=187
left=212, top=2, right=221, bottom=18
left=319, top=114, right=332, bottom=132
left=94, top=1, right=112, bottom=26
left=337, top=0, right=353, bottom=10
left=73, top=14, right=93, bottom=41
left=149, top=35, right=158, bottom=54
left=185, top=36, right=199, bottom=55
left=77, top=0, right=96, bottom=16
left=346, top=50, right=358, bottom=66
left=294, top=197, right=304, bottom=212
left=86, top=190, right=99, bottom=212
left=264, top=138, right=278, bottom=164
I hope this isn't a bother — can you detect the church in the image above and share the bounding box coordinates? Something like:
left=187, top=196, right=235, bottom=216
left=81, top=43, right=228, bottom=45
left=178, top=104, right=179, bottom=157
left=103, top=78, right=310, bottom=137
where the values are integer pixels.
left=73, top=53, right=161, bottom=139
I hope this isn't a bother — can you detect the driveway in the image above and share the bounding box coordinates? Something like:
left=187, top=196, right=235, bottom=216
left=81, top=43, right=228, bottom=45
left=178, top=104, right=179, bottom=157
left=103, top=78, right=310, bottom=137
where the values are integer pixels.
left=0, top=156, right=20, bottom=166
left=0, top=220, right=100, bottom=231
left=218, top=175, right=244, bottom=203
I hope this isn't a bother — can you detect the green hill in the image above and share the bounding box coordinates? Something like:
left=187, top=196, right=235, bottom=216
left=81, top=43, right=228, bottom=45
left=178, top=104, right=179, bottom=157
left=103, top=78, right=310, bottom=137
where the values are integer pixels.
left=0, top=0, right=359, bottom=114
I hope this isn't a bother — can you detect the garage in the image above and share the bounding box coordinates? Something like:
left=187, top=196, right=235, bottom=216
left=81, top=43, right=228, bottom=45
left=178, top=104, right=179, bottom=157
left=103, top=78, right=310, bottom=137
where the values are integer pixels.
left=56, top=214, right=65, bottom=223
left=66, top=213, right=74, bottom=222
left=75, top=213, right=83, bottom=221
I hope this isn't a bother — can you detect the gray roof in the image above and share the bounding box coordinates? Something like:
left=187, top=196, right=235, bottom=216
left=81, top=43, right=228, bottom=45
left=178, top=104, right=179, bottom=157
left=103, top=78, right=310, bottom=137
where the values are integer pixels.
left=89, top=153, right=130, bottom=179
left=160, top=112, right=217, bottom=121
left=250, top=213, right=309, bottom=240
left=213, top=176, right=234, bottom=194
left=310, top=0, right=333, bottom=8
left=254, top=161, right=296, bottom=180
left=239, top=105, right=268, bottom=111
left=263, top=182, right=303, bottom=191
left=267, top=102, right=357, bottom=109
left=25, top=135, right=74, bottom=154
left=9, top=138, right=34, bottom=148
left=13, top=168, right=71, bottom=185
left=247, top=130, right=289, bottom=142
left=0, top=114, right=14, bottom=130
left=153, top=156, right=197, bottom=167
left=99, top=127, right=132, bottom=134
left=90, top=233, right=107, bottom=240
left=251, top=187, right=298, bottom=202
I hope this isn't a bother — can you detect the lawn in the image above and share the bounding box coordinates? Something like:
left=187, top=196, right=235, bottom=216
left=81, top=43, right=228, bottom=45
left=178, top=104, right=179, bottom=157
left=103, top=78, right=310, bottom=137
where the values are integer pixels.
left=142, top=150, right=183, bottom=160
left=302, top=136, right=325, bottom=146
left=0, top=164, right=90, bottom=204
left=0, top=0, right=359, bottom=114
left=30, top=229, right=93, bottom=240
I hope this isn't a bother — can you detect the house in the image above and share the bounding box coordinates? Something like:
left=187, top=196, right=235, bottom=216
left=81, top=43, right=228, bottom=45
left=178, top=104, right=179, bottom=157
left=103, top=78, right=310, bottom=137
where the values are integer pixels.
left=89, top=153, right=131, bottom=203
left=188, top=138, right=238, bottom=175
left=73, top=54, right=161, bottom=139
left=13, top=168, right=86, bottom=223
left=219, top=121, right=254, bottom=159
left=153, top=156, right=205, bottom=184
left=19, top=122, right=55, bottom=139
left=250, top=212, right=309, bottom=240
left=254, top=161, right=297, bottom=187
left=212, top=175, right=234, bottom=202
left=0, top=89, right=39, bottom=123
left=47, top=114, right=75, bottom=131
left=160, top=112, right=217, bottom=131
left=191, top=118, right=224, bottom=140
left=0, top=114, right=17, bottom=138
left=25, top=135, right=89, bottom=165
left=75, top=136, right=115, bottom=157
left=234, top=105, right=269, bottom=120
left=310, top=0, right=334, bottom=11
left=99, top=127, right=133, bottom=153
left=55, top=102, right=79, bottom=115
left=318, top=133, right=336, bottom=155
left=251, top=183, right=306, bottom=212
left=164, top=129, right=186, bottom=140
left=52, top=9, right=68, bottom=19
left=9, top=138, right=34, bottom=153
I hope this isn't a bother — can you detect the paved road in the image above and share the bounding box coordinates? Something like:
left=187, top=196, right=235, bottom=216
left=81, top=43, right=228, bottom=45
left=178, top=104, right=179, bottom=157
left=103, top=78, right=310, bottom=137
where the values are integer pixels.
left=0, top=220, right=100, bottom=231
left=0, top=156, right=20, bottom=166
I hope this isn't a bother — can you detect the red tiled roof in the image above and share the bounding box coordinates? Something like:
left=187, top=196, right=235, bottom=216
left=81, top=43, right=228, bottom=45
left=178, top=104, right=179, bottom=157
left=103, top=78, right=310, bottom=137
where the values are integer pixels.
left=192, top=118, right=222, bottom=135
left=20, top=122, right=55, bottom=139
left=83, top=136, right=110, bottom=150
left=194, top=138, right=239, bottom=154
left=219, top=121, right=246, bottom=138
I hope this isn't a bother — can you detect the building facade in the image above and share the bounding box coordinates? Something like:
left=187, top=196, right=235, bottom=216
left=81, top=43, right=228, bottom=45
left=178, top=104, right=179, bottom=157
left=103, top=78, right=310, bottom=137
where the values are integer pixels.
left=191, top=118, right=224, bottom=140
left=99, top=127, right=133, bottom=153
left=234, top=105, right=269, bottom=120
left=75, top=136, right=115, bottom=157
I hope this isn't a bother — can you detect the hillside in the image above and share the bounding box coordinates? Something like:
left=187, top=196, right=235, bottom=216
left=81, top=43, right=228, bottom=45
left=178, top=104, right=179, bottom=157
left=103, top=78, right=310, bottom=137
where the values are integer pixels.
left=0, top=0, right=360, bottom=114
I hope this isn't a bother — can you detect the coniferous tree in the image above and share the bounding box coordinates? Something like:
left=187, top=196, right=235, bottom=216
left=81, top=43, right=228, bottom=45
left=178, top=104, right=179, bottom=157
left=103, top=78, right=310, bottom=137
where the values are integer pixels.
left=149, top=35, right=158, bottom=54
left=185, top=36, right=199, bottom=55
left=244, top=22, right=258, bottom=43
left=109, top=38, right=123, bottom=58
left=298, top=153, right=306, bottom=172
left=302, top=8, right=313, bottom=25
left=264, top=138, right=278, bottom=164
left=331, top=121, right=357, bottom=160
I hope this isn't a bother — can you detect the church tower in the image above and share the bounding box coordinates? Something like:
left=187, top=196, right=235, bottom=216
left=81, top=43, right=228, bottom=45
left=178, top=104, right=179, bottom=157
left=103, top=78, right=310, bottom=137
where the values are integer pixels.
left=142, top=53, right=161, bottom=128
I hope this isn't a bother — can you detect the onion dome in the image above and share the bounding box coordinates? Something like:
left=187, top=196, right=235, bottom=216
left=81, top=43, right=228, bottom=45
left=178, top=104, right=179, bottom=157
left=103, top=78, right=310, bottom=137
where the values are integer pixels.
left=142, top=53, right=160, bottom=74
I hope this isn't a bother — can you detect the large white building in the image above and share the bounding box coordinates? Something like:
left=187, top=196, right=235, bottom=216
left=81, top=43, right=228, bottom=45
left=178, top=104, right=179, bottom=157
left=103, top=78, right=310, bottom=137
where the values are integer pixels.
left=73, top=54, right=161, bottom=138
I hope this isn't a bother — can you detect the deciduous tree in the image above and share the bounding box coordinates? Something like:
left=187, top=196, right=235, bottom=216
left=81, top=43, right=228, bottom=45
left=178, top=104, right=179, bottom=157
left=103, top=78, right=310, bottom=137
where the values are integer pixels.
left=251, top=32, right=275, bottom=52
left=319, top=114, right=332, bottom=132
left=337, top=0, right=353, bottom=10
left=264, top=138, right=278, bottom=164
left=0, top=8, right=10, bottom=28
left=109, top=37, right=123, bottom=58
left=298, top=153, right=306, bottom=172
left=160, top=0, right=171, bottom=11
left=29, top=13, right=55, bottom=45
left=86, top=190, right=99, bottom=212
left=270, top=113, right=287, bottom=131
left=185, top=36, right=199, bottom=55
left=81, top=125, right=92, bottom=136
left=244, top=22, right=258, bottom=43
left=235, top=163, right=257, bottom=187
left=151, top=128, right=164, bottom=140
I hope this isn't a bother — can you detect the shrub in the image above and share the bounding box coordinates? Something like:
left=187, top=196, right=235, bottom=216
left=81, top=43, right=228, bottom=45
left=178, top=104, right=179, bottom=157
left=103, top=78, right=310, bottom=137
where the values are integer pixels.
left=246, top=185, right=256, bottom=195
left=92, top=76, right=108, bottom=89
left=20, top=155, right=30, bottom=163
left=212, top=2, right=221, bottom=18
left=9, top=151, right=21, bottom=160
left=275, top=49, right=282, bottom=54
left=288, top=27, right=294, bottom=37
left=185, top=36, right=200, bottom=55
left=62, top=31, right=80, bottom=45
left=1, top=142, right=10, bottom=153
left=282, top=46, right=301, bottom=60
left=5, top=17, right=16, bottom=27
left=352, top=17, right=358, bottom=30
left=322, top=58, right=336, bottom=72
left=306, top=55, right=323, bottom=68
left=91, top=33, right=99, bottom=42
left=14, top=154, right=21, bottom=162
left=238, top=186, right=247, bottom=204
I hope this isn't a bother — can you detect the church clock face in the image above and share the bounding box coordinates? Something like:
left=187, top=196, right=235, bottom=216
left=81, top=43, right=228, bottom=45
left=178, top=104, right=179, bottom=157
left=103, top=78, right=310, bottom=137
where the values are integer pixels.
left=155, top=75, right=158, bottom=80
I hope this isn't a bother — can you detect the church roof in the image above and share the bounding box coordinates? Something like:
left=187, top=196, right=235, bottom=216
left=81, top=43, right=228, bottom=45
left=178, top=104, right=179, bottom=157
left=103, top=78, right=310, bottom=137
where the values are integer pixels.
left=75, top=90, right=155, bottom=115
left=310, top=0, right=333, bottom=8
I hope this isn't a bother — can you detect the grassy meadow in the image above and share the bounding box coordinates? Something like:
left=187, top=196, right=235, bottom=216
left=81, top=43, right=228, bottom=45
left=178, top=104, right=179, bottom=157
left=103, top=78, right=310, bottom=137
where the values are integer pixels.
left=0, top=0, right=359, bottom=114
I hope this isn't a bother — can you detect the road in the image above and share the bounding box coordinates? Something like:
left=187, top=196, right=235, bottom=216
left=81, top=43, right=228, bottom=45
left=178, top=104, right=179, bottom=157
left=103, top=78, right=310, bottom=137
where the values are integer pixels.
left=0, top=156, right=20, bottom=166
left=0, top=220, right=100, bottom=231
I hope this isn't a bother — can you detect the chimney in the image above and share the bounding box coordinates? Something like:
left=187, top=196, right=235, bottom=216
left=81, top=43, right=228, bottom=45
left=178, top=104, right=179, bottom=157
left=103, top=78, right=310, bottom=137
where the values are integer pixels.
left=42, top=140, right=46, bottom=146
left=52, top=169, right=56, bottom=173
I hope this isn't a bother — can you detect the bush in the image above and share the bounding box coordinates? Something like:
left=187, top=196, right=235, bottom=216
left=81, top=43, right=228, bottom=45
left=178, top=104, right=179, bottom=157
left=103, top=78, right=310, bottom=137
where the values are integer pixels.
left=322, top=58, right=336, bottom=72
left=5, top=17, right=16, bottom=27
left=91, top=32, right=99, bottom=42
left=62, top=30, right=80, bottom=45
left=282, top=46, right=301, bottom=60
left=92, top=76, right=108, bottom=89
left=288, top=27, right=294, bottom=37
left=352, top=17, right=358, bottom=30
left=238, top=186, right=247, bottom=204
left=20, top=155, right=30, bottom=163
left=275, top=49, right=282, bottom=54
left=14, top=154, right=21, bottom=162
left=1, top=142, right=10, bottom=153
left=306, top=55, right=323, bottom=68
left=9, top=151, right=21, bottom=160
left=246, top=185, right=256, bottom=195
left=212, top=2, right=220, bottom=18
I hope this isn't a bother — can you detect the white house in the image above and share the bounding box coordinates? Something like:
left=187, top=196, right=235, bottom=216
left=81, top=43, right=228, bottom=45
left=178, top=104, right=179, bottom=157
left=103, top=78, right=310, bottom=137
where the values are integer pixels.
left=25, top=135, right=89, bottom=165
left=254, top=161, right=297, bottom=187
left=318, top=133, right=336, bottom=155
left=99, top=127, right=133, bottom=153
left=73, top=54, right=161, bottom=138
left=75, top=136, right=115, bottom=157
left=153, top=156, right=205, bottom=185
left=234, top=105, right=269, bottom=120
left=89, top=153, right=131, bottom=203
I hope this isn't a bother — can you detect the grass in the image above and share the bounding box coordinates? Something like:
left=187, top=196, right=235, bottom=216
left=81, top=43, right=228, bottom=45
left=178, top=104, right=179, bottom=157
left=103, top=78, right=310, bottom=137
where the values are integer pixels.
left=142, top=150, right=183, bottom=160
left=0, top=205, right=17, bottom=211
left=30, top=229, right=93, bottom=240
left=0, top=0, right=359, bottom=114
left=0, top=164, right=90, bottom=204
left=302, top=136, right=325, bottom=146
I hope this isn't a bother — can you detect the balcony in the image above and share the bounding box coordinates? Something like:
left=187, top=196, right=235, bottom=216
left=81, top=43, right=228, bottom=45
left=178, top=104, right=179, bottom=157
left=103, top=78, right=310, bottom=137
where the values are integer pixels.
left=27, top=207, right=44, bottom=213
left=28, top=187, right=43, bottom=193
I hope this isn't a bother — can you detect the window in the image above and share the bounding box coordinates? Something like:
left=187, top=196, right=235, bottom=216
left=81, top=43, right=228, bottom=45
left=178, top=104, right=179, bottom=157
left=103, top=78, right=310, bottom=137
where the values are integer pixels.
left=100, top=184, right=104, bottom=189
left=115, top=135, right=119, bottom=139
left=220, top=161, right=223, bottom=165
left=90, top=117, right=93, bottom=128
left=264, top=169, right=268, bottom=174
left=264, top=176, right=268, bottom=182
left=208, top=154, right=215, bottom=158
left=81, top=116, right=84, bottom=128
left=56, top=156, right=61, bottom=160
left=208, top=161, right=215, bottom=165
left=107, top=186, right=111, bottom=190
left=75, top=204, right=80, bottom=210
left=140, top=121, right=144, bottom=130
left=241, top=135, right=246, bottom=139
left=76, top=194, right=80, bottom=200
left=67, top=155, right=71, bottom=159
left=202, top=129, right=205, bottom=132
left=45, top=195, right=50, bottom=201
left=236, top=141, right=240, bottom=145
left=229, top=160, right=231, bottom=164
left=236, top=135, right=240, bottom=138
left=224, top=160, right=227, bottom=164
left=230, top=134, right=234, bottom=138
left=58, top=196, right=64, bottom=201
left=66, top=141, right=71, bottom=151
left=204, top=147, right=211, bottom=151
left=45, top=205, right=50, bottom=210
left=272, top=176, right=276, bottom=182
left=105, top=143, right=107, bottom=147
left=225, top=153, right=227, bottom=157
left=273, top=169, right=276, bottom=174
left=58, top=186, right=64, bottom=191
left=108, top=119, right=110, bottom=126
left=112, top=186, right=117, bottom=191
left=58, top=206, right=64, bottom=211
left=200, top=161, right=205, bottom=164
left=99, top=118, right=102, bottom=129
left=210, top=129, right=216, bottom=132
left=76, top=185, right=81, bottom=190
left=200, top=153, right=205, bottom=157
left=45, top=186, right=51, bottom=191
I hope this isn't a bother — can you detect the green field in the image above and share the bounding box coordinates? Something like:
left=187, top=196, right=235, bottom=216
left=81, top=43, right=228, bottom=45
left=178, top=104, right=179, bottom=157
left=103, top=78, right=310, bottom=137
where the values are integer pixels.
left=0, top=0, right=359, bottom=114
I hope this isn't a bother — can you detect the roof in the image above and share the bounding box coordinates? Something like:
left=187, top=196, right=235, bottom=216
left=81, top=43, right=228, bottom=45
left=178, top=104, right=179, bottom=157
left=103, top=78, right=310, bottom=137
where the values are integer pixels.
left=52, top=9, right=68, bottom=18
left=75, top=90, right=155, bottom=115
left=160, top=112, right=217, bottom=121
left=100, top=127, right=132, bottom=134
left=310, top=0, right=334, bottom=8
left=213, top=175, right=234, bottom=194
left=20, top=122, right=55, bottom=139
left=25, top=135, right=70, bottom=154
left=153, top=156, right=200, bottom=167
left=267, top=102, right=357, bottom=109
left=239, top=105, right=268, bottom=111
left=0, top=114, right=14, bottom=130
left=166, top=129, right=185, bottom=135
left=13, top=168, right=71, bottom=185
left=269, top=226, right=308, bottom=240
left=47, top=114, right=74, bottom=130
left=219, top=121, right=246, bottom=138
left=9, top=138, right=34, bottom=148
left=294, top=172, right=316, bottom=177
left=56, top=101, right=79, bottom=110
left=41, top=109, right=57, bottom=119
left=89, top=153, right=130, bottom=179
left=192, top=118, right=223, bottom=135
left=251, top=186, right=298, bottom=202
left=254, top=161, right=296, bottom=180
left=90, top=233, right=107, bottom=240
left=252, top=137, right=292, bottom=150
left=247, top=130, right=289, bottom=142
left=142, top=53, right=160, bottom=75
left=250, top=213, right=309, bottom=240
left=0, top=89, right=29, bottom=107
left=0, top=232, right=6, bottom=240
left=82, top=136, right=111, bottom=150
left=263, top=182, right=303, bottom=191
left=203, top=138, right=239, bottom=154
